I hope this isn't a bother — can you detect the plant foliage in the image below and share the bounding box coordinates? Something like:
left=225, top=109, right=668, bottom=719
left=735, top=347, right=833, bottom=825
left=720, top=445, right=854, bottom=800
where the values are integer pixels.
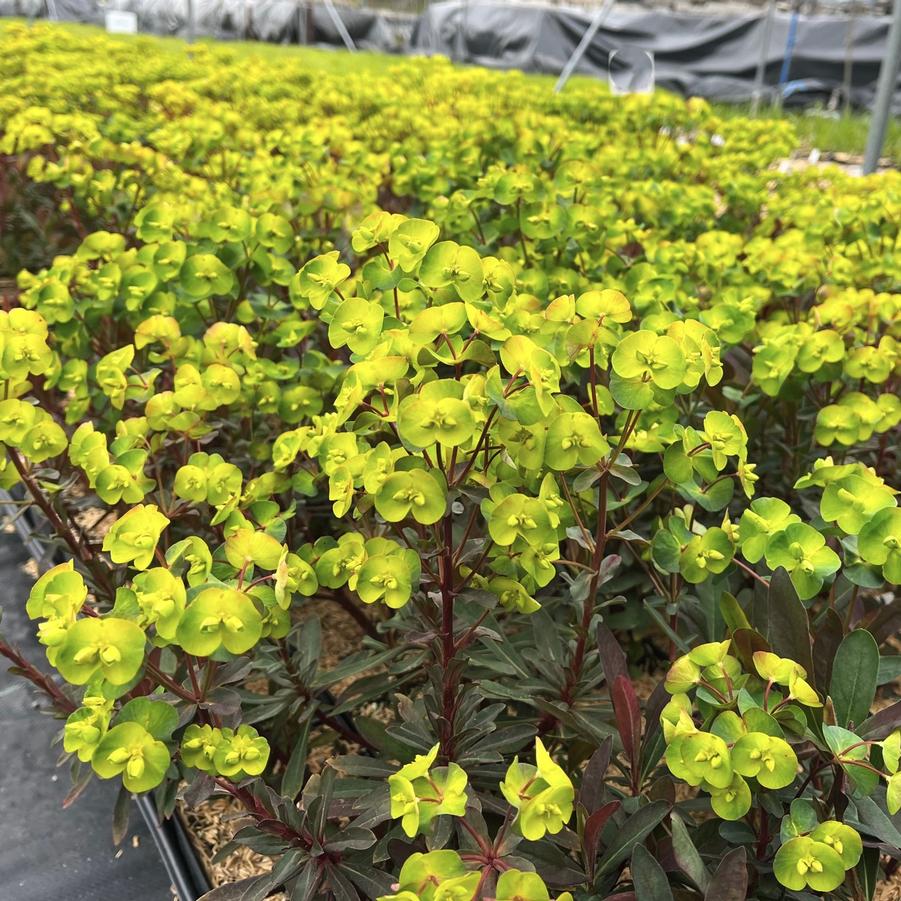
left=0, top=23, right=899, bottom=901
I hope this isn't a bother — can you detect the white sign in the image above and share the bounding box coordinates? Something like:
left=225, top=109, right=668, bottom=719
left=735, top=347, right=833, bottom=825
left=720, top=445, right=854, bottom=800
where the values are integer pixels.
left=105, top=10, right=138, bottom=33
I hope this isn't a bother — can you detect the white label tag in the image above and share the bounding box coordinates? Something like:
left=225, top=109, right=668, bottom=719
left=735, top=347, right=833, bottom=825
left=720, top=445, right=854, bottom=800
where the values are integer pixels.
left=105, top=10, right=138, bottom=33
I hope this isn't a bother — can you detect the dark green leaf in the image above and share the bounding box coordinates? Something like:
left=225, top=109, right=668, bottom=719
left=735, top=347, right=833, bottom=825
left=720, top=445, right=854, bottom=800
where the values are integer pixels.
left=752, top=568, right=813, bottom=676
left=813, top=608, right=844, bottom=692
left=579, top=738, right=612, bottom=814
left=848, top=796, right=901, bottom=848
left=704, top=847, right=747, bottom=901
left=596, top=800, right=670, bottom=877
left=670, top=814, right=709, bottom=893
left=830, top=630, right=878, bottom=729
left=631, top=843, right=673, bottom=901
left=112, top=783, right=131, bottom=847
left=198, top=876, right=271, bottom=901
left=719, top=592, right=750, bottom=632
left=584, top=800, right=621, bottom=881
left=597, top=621, right=628, bottom=687
left=859, top=699, right=901, bottom=739
left=281, top=703, right=317, bottom=801
left=343, top=862, right=395, bottom=898
left=878, top=656, right=901, bottom=686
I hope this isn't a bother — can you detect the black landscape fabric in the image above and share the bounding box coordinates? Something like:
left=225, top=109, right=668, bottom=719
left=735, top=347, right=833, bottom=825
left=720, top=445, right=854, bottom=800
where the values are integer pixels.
left=0, top=532, right=175, bottom=901
left=1, top=0, right=899, bottom=110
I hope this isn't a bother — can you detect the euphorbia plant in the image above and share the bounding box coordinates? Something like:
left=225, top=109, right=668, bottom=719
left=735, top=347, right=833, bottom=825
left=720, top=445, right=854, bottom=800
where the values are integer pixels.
left=1, top=209, right=898, bottom=899
left=0, top=24, right=899, bottom=900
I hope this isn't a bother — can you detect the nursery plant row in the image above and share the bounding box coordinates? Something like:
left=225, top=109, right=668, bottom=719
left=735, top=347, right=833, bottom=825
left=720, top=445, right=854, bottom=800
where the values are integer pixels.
left=0, top=22, right=899, bottom=901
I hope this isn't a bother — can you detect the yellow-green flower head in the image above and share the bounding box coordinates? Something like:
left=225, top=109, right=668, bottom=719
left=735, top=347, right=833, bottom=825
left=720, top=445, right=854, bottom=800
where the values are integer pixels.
left=773, top=835, right=848, bottom=893
left=351, top=209, right=405, bottom=254
left=224, top=528, right=284, bottom=571
left=419, top=241, right=484, bottom=303
left=132, top=567, right=186, bottom=640
left=374, top=469, right=446, bottom=525
left=495, top=869, right=574, bottom=901
left=487, top=494, right=554, bottom=548
left=701, top=411, right=746, bottom=471
left=181, top=723, right=226, bottom=774
left=92, top=721, right=170, bottom=793
left=273, top=550, right=318, bottom=608
left=666, top=731, right=732, bottom=788
left=63, top=702, right=112, bottom=762
left=26, top=560, right=87, bottom=621
left=314, top=533, right=367, bottom=590
left=55, top=616, right=146, bottom=686
left=500, top=738, right=574, bottom=841
left=704, top=773, right=752, bottom=820
left=166, top=536, right=214, bottom=587
left=431, top=874, right=481, bottom=901
left=290, top=251, right=350, bottom=310
left=764, top=522, right=841, bottom=600
left=664, top=655, right=702, bottom=694
left=378, top=850, right=471, bottom=901
left=488, top=577, right=541, bottom=615
left=544, top=411, right=610, bottom=471
left=102, top=504, right=170, bottom=571
left=20, top=415, right=67, bottom=463
left=388, top=744, right=468, bottom=837
left=738, top=498, right=800, bottom=563
left=176, top=587, right=263, bottom=657
left=679, top=528, right=734, bottom=584
left=0, top=398, right=38, bottom=444
left=397, top=383, right=476, bottom=450
left=612, top=329, right=686, bottom=390
left=213, top=725, right=270, bottom=779
left=660, top=692, right=696, bottom=743
left=752, top=651, right=821, bottom=706
left=357, top=551, right=418, bottom=609
left=731, top=732, right=798, bottom=789
left=753, top=651, right=803, bottom=685
left=173, top=463, right=207, bottom=502
left=0, top=308, right=52, bottom=380
left=858, top=507, right=901, bottom=583
left=809, top=821, right=862, bottom=869
left=664, top=640, right=731, bottom=693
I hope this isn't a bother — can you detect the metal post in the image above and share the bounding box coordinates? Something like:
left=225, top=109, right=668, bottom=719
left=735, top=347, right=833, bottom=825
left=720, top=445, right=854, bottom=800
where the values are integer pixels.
left=453, top=0, right=468, bottom=63
left=842, top=2, right=858, bottom=114
left=322, top=0, right=356, bottom=52
left=774, top=4, right=800, bottom=109
left=296, top=0, right=308, bottom=44
left=751, top=0, right=777, bottom=115
left=554, top=0, right=616, bottom=94
left=863, top=0, right=901, bottom=173
left=186, top=0, right=195, bottom=43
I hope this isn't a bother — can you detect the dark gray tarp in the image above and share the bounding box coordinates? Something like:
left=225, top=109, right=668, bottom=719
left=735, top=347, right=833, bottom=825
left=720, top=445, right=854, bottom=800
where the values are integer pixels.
left=0, top=0, right=415, bottom=47
left=412, top=2, right=900, bottom=110
left=2, top=0, right=898, bottom=109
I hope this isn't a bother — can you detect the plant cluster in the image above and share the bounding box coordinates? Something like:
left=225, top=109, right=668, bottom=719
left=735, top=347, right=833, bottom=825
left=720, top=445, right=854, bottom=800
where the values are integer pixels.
left=0, top=23, right=899, bottom=901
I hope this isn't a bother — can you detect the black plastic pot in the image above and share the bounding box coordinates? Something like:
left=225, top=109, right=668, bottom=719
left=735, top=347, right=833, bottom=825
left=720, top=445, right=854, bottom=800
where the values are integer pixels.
left=0, top=488, right=211, bottom=901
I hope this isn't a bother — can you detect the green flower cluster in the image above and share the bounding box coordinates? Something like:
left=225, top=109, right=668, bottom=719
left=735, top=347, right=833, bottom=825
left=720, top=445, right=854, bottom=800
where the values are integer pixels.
left=377, top=852, right=573, bottom=901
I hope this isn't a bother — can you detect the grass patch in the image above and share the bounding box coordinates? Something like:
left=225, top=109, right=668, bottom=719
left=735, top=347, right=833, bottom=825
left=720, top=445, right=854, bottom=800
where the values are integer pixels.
left=711, top=102, right=900, bottom=163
